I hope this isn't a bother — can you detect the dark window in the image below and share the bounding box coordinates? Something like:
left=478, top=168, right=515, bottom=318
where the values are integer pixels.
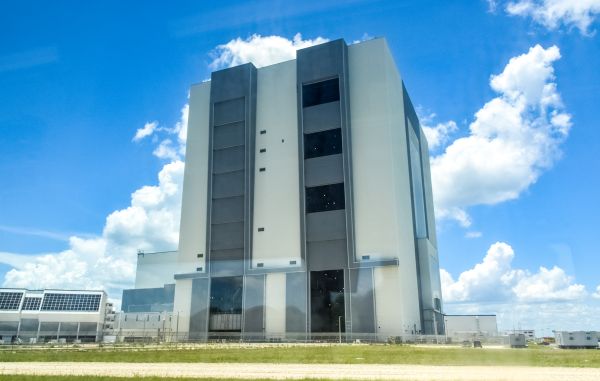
left=303, top=78, right=340, bottom=108
left=310, top=270, right=345, bottom=333
left=260, top=130, right=266, bottom=134
left=304, top=128, right=342, bottom=159
left=259, top=148, right=266, bottom=153
left=209, top=277, right=243, bottom=315
left=305, top=183, right=345, bottom=213
left=259, top=167, right=266, bottom=172
left=258, top=227, right=264, bottom=232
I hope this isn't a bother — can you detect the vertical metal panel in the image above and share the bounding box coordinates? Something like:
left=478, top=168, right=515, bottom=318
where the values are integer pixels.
left=349, top=268, right=375, bottom=334
left=243, top=274, right=265, bottom=338
left=189, top=278, right=210, bottom=340
left=285, top=272, right=307, bottom=335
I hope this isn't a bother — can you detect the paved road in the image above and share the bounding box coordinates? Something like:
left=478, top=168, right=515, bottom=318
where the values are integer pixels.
left=1, top=362, right=599, bottom=380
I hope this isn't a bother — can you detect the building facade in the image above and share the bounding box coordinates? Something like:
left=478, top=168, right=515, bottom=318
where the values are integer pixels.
left=123, top=37, right=443, bottom=341
left=0, top=288, right=111, bottom=343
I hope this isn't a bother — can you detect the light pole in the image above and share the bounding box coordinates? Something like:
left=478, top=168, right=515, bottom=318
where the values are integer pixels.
left=338, top=316, right=342, bottom=344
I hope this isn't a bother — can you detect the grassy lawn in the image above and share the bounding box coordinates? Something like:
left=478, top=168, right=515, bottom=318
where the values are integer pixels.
left=0, top=377, right=279, bottom=381
left=0, top=344, right=599, bottom=367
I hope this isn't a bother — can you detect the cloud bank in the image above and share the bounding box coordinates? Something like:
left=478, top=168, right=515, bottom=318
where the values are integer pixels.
left=430, top=44, right=570, bottom=226
left=506, top=0, right=600, bottom=35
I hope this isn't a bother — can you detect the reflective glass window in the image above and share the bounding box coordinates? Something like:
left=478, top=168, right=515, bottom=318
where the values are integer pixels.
left=305, top=183, right=345, bottom=213
left=302, top=78, right=340, bottom=108
left=304, top=128, right=342, bottom=159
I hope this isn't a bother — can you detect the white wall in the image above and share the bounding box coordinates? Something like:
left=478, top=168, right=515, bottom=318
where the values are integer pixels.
left=178, top=82, right=211, bottom=274
left=349, top=39, right=421, bottom=333
left=264, top=273, right=286, bottom=337
left=348, top=39, right=416, bottom=262
left=445, top=315, right=498, bottom=337
left=135, top=251, right=179, bottom=289
left=252, top=60, right=301, bottom=268
left=172, top=278, right=193, bottom=336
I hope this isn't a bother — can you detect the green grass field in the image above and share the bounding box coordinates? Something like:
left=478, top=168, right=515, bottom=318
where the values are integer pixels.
left=1, top=344, right=599, bottom=367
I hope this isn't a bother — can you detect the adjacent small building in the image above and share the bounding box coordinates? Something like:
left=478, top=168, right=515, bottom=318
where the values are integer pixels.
left=444, top=314, right=498, bottom=341
left=555, top=331, right=599, bottom=349
left=0, top=288, right=112, bottom=343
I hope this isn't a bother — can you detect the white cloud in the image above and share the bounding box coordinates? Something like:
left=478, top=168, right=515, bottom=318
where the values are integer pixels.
left=465, top=231, right=483, bottom=238
left=506, top=0, right=600, bottom=35
left=210, top=33, right=328, bottom=70
left=593, top=285, right=600, bottom=299
left=421, top=116, right=458, bottom=151
left=431, top=44, right=570, bottom=227
left=441, top=241, right=586, bottom=303
left=132, top=121, right=158, bottom=142
left=0, top=107, right=188, bottom=299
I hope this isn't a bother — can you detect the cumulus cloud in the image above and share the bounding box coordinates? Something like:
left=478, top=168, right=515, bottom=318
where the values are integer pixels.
left=430, top=44, right=570, bottom=226
left=506, top=0, right=600, bottom=35
left=209, top=33, right=328, bottom=70
left=593, top=285, right=600, bottom=299
left=420, top=115, right=458, bottom=151
left=132, top=121, right=158, bottom=142
left=0, top=108, right=188, bottom=299
left=441, top=242, right=586, bottom=303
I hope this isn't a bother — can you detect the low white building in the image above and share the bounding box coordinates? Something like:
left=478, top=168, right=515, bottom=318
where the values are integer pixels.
left=555, top=331, right=599, bottom=349
left=0, top=288, right=111, bottom=343
left=444, top=314, right=498, bottom=341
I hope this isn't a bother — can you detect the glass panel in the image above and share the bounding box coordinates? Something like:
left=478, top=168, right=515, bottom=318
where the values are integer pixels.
left=0, top=292, right=23, bottom=310
left=209, top=276, right=243, bottom=332
left=302, top=78, right=340, bottom=108
left=310, top=270, right=345, bottom=333
left=304, top=128, right=342, bottom=159
left=305, top=183, right=345, bottom=213
left=408, top=122, right=428, bottom=239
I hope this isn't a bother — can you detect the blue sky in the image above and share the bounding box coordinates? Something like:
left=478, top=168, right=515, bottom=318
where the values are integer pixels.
left=1, top=0, right=599, bottom=333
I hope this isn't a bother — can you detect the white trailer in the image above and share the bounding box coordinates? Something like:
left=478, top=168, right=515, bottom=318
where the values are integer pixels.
left=555, top=331, right=599, bottom=349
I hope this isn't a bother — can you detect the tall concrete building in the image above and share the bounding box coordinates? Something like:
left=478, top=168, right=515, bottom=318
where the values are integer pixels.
left=123, top=37, right=443, bottom=340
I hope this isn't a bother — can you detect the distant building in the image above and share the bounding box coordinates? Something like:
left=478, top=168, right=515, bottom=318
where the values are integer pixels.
left=122, top=37, right=444, bottom=341
left=502, top=329, right=535, bottom=340
left=444, top=314, right=498, bottom=340
left=0, top=288, right=112, bottom=343
left=555, top=331, right=599, bottom=349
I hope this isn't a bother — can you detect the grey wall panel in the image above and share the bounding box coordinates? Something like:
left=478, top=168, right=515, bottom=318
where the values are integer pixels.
left=211, top=196, right=244, bottom=224
left=286, top=272, right=307, bottom=334
left=213, top=146, right=245, bottom=174
left=60, top=323, right=78, bottom=333
left=304, top=154, right=345, bottom=187
left=307, top=239, right=347, bottom=271
left=303, top=101, right=341, bottom=133
left=211, top=65, right=253, bottom=101
left=306, top=210, right=347, bottom=242
left=243, top=274, right=265, bottom=337
left=19, top=318, right=39, bottom=332
left=210, top=258, right=244, bottom=276
left=349, top=268, right=375, bottom=334
left=212, top=170, right=245, bottom=198
left=213, top=122, right=245, bottom=149
left=210, top=222, right=244, bottom=250
left=214, top=98, right=245, bottom=126
left=189, top=277, right=210, bottom=340
left=297, top=39, right=346, bottom=82
left=122, top=284, right=176, bottom=312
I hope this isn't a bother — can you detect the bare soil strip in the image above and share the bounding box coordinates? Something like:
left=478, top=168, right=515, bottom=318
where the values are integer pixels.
left=1, top=362, right=600, bottom=381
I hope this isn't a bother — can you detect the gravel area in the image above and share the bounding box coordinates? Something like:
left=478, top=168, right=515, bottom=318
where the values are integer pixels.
left=1, top=362, right=600, bottom=380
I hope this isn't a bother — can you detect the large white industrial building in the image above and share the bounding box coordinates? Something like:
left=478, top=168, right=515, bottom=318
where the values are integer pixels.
left=0, top=288, right=112, bottom=343
left=122, top=37, right=443, bottom=341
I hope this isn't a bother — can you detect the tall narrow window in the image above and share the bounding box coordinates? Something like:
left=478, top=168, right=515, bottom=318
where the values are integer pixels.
left=408, top=121, right=428, bottom=239
left=302, top=78, right=340, bottom=108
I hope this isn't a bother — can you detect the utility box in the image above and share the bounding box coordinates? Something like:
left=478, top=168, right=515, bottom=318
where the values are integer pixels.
left=555, top=331, right=599, bottom=349
left=508, top=333, right=527, bottom=348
